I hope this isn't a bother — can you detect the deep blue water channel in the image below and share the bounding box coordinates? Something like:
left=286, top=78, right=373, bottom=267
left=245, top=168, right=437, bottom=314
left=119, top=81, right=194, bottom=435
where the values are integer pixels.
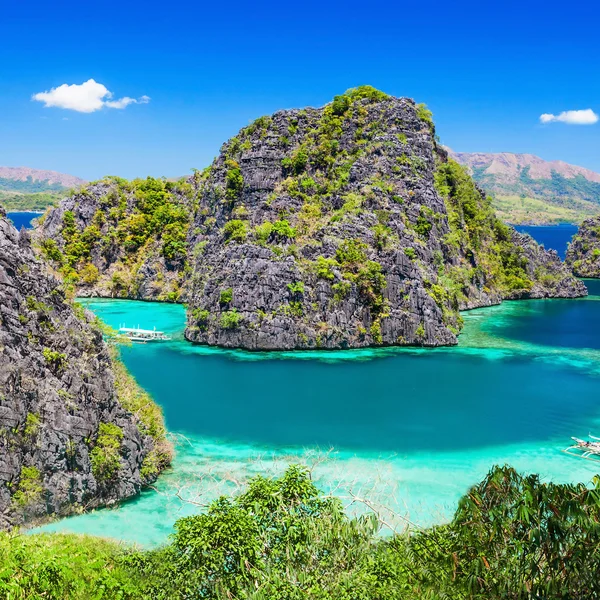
left=515, top=223, right=578, bottom=259
left=6, top=212, right=42, bottom=229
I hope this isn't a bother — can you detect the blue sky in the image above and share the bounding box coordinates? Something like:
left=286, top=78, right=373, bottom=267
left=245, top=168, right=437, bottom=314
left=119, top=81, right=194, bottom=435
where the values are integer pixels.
left=1, top=0, right=599, bottom=180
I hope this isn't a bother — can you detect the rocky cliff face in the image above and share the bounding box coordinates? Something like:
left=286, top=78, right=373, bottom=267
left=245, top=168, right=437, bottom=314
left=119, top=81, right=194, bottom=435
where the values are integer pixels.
left=184, top=87, right=585, bottom=350
left=0, top=208, right=171, bottom=529
left=566, top=217, right=600, bottom=277
left=37, top=177, right=193, bottom=301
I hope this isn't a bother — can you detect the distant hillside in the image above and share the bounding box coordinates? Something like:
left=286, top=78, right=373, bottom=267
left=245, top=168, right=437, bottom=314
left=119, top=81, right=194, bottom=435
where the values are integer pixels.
left=0, top=167, right=86, bottom=191
left=0, top=167, right=87, bottom=212
left=449, top=151, right=600, bottom=224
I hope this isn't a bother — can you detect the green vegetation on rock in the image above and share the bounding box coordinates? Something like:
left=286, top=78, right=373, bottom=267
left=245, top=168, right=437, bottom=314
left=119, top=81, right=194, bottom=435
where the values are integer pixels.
left=38, top=176, right=194, bottom=301
left=434, top=158, right=534, bottom=297
left=566, top=215, right=600, bottom=277
left=11, top=467, right=43, bottom=508
left=90, top=423, right=124, bottom=482
left=0, top=210, right=172, bottom=528
left=185, top=87, right=582, bottom=350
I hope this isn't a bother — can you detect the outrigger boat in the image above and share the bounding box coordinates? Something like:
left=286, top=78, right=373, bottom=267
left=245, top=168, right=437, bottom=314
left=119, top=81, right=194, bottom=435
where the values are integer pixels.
left=118, top=325, right=172, bottom=343
left=562, top=435, right=600, bottom=463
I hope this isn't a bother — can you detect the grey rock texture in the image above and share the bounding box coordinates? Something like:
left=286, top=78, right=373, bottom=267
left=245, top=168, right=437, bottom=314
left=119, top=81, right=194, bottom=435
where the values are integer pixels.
left=507, top=230, right=588, bottom=296
left=37, top=178, right=191, bottom=302
left=184, top=89, right=585, bottom=350
left=0, top=208, right=168, bottom=529
left=565, top=217, right=600, bottom=277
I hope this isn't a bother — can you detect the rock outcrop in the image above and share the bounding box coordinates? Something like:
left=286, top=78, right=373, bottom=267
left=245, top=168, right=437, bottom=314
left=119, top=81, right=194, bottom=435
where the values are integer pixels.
left=37, top=177, right=193, bottom=301
left=0, top=208, right=171, bottom=529
left=566, top=216, right=600, bottom=277
left=183, top=87, right=585, bottom=350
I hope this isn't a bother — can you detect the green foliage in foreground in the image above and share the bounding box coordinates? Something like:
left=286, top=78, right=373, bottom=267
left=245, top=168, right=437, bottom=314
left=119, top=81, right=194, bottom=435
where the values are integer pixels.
left=4, top=465, right=600, bottom=599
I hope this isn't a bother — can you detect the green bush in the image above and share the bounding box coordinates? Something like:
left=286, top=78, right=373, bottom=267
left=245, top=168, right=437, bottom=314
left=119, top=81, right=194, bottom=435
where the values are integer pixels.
left=271, top=220, right=296, bottom=240
left=223, top=219, right=247, bottom=243
left=286, top=281, right=304, bottom=295
left=5, top=465, right=600, bottom=598
left=416, top=102, right=433, bottom=126
left=372, top=223, right=393, bottom=250
left=90, top=423, right=123, bottom=482
left=79, top=262, right=99, bottom=284
left=288, top=148, right=308, bottom=175
left=370, top=321, right=382, bottom=343
left=220, top=309, right=242, bottom=330
left=23, top=413, right=41, bottom=439
left=225, top=161, right=244, bottom=202
left=332, top=280, right=351, bottom=302
left=39, top=238, right=63, bottom=263
left=414, top=210, right=433, bottom=239
left=12, top=466, right=43, bottom=507
left=192, top=308, right=210, bottom=329
left=415, top=323, right=425, bottom=339
left=42, top=348, right=67, bottom=372
left=219, top=288, right=233, bottom=304
left=254, top=221, right=273, bottom=245
left=335, top=239, right=367, bottom=268
left=314, top=256, right=337, bottom=280
left=0, top=533, right=139, bottom=599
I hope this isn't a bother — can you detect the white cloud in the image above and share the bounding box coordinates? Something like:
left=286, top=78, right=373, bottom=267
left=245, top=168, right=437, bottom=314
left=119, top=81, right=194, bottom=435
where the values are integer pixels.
left=105, top=95, right=150, bottom=109
left=540, top=108, right=598, bottom=125
left=32, top=79, right=150, bottom=113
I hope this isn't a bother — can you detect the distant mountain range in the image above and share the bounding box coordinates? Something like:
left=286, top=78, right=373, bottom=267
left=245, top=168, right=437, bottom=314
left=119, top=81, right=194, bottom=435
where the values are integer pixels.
left=448, top=151, right=600, bottom=224
left=0, top=167, right=87, bottom=212
left=0, top=166, right=86, bottom=193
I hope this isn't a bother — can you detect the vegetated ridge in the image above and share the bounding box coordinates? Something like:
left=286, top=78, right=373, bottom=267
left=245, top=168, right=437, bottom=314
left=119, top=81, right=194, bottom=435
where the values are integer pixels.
left=0, top=206, right=171, bottom=529
left=37, top=177, right=194, bottom=302
left=183, top=87, right=585, bottom=350
left=450, top=150, right=600, bottom=224
left=565, top=215, right=600, bottom=277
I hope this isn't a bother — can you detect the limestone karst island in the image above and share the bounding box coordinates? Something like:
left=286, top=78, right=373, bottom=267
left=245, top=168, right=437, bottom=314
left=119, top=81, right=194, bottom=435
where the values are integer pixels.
left=2, top=2, right=600, bottom=598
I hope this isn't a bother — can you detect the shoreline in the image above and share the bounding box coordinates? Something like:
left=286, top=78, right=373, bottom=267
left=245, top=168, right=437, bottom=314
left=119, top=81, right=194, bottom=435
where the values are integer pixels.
left=511, top=222, right=578, bottom=228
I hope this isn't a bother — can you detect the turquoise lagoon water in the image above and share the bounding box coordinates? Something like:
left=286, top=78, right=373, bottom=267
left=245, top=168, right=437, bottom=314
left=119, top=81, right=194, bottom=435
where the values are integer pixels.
left=36, top=281, right=600, bottom=546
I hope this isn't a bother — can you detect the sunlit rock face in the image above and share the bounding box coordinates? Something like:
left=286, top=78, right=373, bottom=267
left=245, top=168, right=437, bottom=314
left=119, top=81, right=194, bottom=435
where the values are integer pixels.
left=0, top=208, right=167, bottom=529
left=566, top=216, right=600, bottom=278
left=184, top=87, right=585, bottom=350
